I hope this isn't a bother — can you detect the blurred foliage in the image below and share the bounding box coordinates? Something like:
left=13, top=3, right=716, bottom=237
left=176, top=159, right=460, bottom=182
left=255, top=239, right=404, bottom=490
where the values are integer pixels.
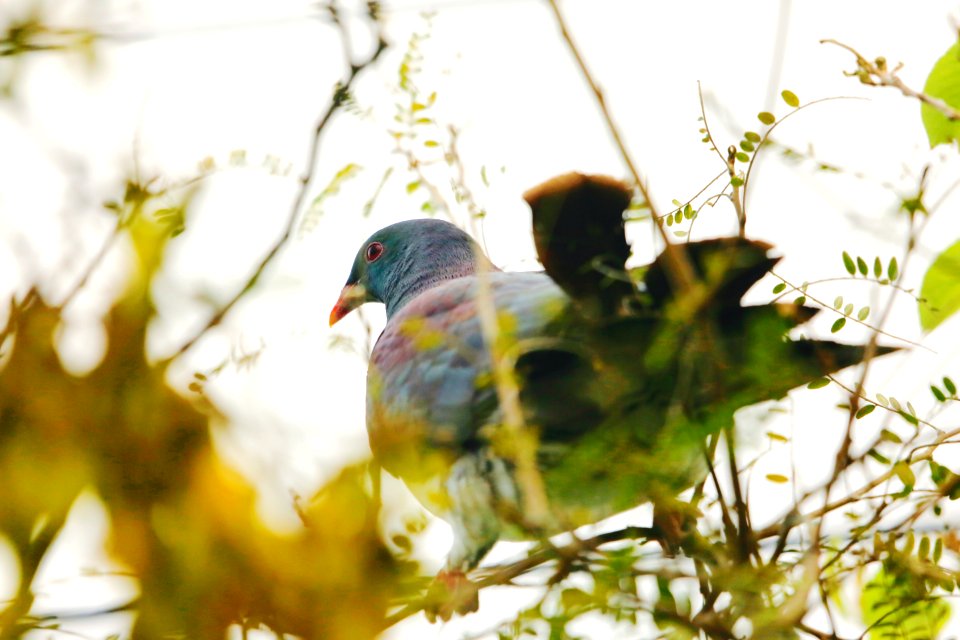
left=0, top=4, right=100, bottom=97
left=0, top=209, right=406, bottom=639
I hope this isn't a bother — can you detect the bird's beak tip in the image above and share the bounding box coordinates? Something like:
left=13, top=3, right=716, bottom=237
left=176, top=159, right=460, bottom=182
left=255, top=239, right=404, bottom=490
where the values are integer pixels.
left=329, top=283, right=366, bottom=327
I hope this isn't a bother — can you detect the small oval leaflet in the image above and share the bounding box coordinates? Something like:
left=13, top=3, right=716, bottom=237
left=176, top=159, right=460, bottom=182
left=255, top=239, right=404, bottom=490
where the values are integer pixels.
left=945, top=376, right=957, bottom=396
left=855, top=404, right=875, bottom=419
left=766, top=473, right=789, bottom=484
left=758, top=111, right=776, bottom=125
left=842, top=251, right=856, bottom=275
left=808, top=377, right=831, bottom=390
left=781, top=90, right=800, bottom=108
left=831, top=317, right=846, bottom=333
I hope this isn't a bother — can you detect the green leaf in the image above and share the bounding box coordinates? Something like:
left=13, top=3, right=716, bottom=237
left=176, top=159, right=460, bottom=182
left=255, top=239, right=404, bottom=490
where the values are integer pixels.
left=834, top=295, right=843, bottom=310
left=730, top=176, right=744, bottom=187
left=855, top=404, right=876, bottom=419
left=745, top=131, right=761, bottom=143
left=740, top=140, right=755, bottom=152
left=406, top=180, right=421, bottom=194
left=858, top=306, right=870, bottom=321
left=794, top=295, right=806, bottom=305
left=766, top=473, right=789, bottom=484
left=861, top=564, right=950, bottom=639
left=781, top=90, right=800, bottom=108
left=808, top=377, right=830, bottom=390
left=931, top=385, right=947, bottom=402
left=772, top=283, right=786, bottom=294
left=758, top=111, right=776, bottom=125
left=921, top=41, right=960, bottom=147
left=735, top=151, right=750, bottom=163
left=874, top=256, right=883, bottom=278
left=843, top=251, right=856, bottom=275
left=888, top=256, right=899, bottom=281
left=944, top=376, right=957, bottom=396
left=866, top=449, right=890, bottom=465
left=880, top=429, right=902, bottom=444
left=919, top=240, right=960, bottom=331
left=831, top=317, right=846, bottom=333
left=857, top=256, right=868, bottom=276
left=894, top=461, right=916, bottom=487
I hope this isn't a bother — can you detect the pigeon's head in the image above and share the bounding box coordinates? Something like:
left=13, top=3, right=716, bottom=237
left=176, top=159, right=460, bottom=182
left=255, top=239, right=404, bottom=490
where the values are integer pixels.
left=330, top=219, right=490, bottom=325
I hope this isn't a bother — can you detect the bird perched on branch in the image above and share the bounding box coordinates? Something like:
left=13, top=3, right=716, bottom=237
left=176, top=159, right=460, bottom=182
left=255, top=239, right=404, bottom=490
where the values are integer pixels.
left=330, top=173, right=877, bottom=620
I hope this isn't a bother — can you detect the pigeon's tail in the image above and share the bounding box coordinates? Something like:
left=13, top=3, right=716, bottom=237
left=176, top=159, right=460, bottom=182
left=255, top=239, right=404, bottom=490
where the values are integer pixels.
left=525, top=173, right=635, bottom=320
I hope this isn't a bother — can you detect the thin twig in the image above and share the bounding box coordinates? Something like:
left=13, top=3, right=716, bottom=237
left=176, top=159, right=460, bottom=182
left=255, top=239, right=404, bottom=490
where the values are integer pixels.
left=384, top=526, right=657, bottom=627
left=822, top=39, right=960, bottom=121
left=544, top=0, right=698, bottom=293
left=162, top=6, right=388, bottom=366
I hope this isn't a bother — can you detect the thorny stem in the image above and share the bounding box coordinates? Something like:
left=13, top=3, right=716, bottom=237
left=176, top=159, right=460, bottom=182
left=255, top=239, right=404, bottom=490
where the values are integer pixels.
left=162, top=3, right=388, bottom=366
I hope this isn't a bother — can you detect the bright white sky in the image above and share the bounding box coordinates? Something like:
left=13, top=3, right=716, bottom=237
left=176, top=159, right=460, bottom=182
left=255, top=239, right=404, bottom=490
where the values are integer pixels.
left=1, top=0, right=960, bottom=638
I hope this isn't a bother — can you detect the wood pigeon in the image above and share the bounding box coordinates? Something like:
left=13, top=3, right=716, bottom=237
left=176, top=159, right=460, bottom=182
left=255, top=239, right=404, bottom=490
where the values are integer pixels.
left=330, top=173, right=874, bottom=620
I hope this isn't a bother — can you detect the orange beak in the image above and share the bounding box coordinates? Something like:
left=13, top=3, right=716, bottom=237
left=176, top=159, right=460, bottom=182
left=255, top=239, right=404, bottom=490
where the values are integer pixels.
left=329, top=283, right=367, bottom=326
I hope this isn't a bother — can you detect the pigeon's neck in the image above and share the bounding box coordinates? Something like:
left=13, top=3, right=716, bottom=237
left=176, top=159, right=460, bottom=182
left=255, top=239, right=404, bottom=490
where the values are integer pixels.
left=385, top=246, right=497, bottom=319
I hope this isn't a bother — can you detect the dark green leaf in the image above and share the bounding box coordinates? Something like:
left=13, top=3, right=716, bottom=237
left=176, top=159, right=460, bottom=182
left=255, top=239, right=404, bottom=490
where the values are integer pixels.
left=888, top=256, right=900, bottom=281
left=842, top=251, right=856, bottom=275
left=866, top=449, right=890, bottom=465
left=931, top=385, right=946, bottom=402
left=831, top=317, right=846, bottom=333
left=808, top=377, right=831, bottom=389
left=944, top=377, right=957, bottom=396
left=857, top=256, right=868, bottom=276
left=855, top=404, right=875, bottom=419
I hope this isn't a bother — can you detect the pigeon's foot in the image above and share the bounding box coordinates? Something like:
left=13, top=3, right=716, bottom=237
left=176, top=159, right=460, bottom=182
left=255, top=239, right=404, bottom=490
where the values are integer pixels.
left=424, top=569, right=479, bottom=622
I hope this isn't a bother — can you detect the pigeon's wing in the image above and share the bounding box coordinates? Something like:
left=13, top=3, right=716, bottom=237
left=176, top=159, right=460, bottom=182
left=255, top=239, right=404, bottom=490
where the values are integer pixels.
left=366, top=272, right=582, bottom=480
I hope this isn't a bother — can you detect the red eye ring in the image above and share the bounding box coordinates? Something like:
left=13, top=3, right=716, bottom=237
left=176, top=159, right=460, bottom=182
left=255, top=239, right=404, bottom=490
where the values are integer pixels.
left=365, top=241, right=384, bottom=263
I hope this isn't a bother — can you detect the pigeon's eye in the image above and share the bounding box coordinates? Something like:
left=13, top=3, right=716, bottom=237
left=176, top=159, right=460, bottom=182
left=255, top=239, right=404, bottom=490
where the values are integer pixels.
left=365, top=241, right=384, bottom=263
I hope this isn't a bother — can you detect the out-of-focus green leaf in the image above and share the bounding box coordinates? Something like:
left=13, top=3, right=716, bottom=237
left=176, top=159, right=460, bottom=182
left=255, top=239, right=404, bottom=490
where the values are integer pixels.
left=861, top=563, right=949, bottom=639
left=919, top=240, right=960, bottom=331
left=921, top=41, right=960, bottom=147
